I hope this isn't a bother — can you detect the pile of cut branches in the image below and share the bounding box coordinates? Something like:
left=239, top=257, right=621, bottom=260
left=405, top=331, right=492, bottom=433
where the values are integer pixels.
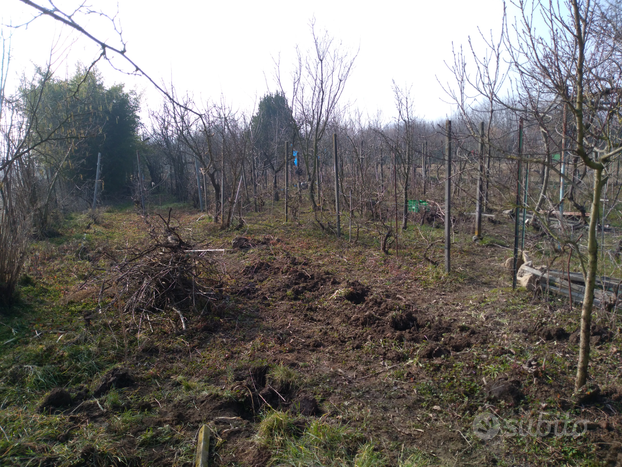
left=96, top=210, right=220, bottom=332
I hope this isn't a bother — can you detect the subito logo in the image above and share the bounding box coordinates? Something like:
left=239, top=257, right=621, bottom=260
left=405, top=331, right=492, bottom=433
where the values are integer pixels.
left=472, top=412, right=501, bottom=440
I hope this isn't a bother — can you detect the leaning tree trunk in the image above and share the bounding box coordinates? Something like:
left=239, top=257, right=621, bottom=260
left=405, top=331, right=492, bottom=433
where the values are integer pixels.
left=534, top=152, right=551, bottom=213
left=575, top=165, right=604, bottom=391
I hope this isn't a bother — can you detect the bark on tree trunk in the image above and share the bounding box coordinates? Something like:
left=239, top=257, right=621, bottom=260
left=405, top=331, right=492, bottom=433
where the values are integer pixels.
left=575, top=166, right=603, bottom=391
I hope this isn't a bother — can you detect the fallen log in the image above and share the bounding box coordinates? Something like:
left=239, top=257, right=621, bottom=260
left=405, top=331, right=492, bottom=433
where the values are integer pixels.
left=519, top=265, right=618, bottom=308
left=547, top=269, right=622, bottom=292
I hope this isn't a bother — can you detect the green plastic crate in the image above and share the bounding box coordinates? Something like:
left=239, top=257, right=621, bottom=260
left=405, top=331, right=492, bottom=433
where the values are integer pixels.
left=408, top=200, right=429, bottom=213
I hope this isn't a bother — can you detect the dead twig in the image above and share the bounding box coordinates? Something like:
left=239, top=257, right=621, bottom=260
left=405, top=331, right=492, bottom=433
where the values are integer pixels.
left=423, top=240, right=442, bottom=266
left=357, top=364, right=400, bottom=380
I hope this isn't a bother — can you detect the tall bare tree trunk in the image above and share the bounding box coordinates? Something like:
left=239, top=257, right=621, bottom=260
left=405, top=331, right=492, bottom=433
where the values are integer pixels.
left=575, top=166, right=604, bottom=390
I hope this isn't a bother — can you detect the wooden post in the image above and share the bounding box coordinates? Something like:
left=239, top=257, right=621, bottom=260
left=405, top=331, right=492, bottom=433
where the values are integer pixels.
left=195, top=424, right=210, bottom=467
left=560, top=103, right=567, bottom=216
left=220, top=156, right=225, bottom=225
left=202, top=170, right=208, bottom=212
left=394, top=150, right=399, bottom=255
left=285, top=141, right=289, bottom=222
left=475, top=123, right=484, bottom=238
left=251, top=156, right=258, bottom=212
left=484, top=138, right=491, bottom=212
left=512, top=118, right=524, bottom=290
left=349, top=188, right=352, bottom=242
left=403, top=140, right=410, bottom=230
left=445, top=120, right=452, bottom=273
left=380, top=146, right=384, bottom=193
left=359, top=142, right=363, bottom=219
left=136, top=150, right=145, bottom=216
left=92, top=152, right=102, bottom=211
left=422, top=141, right=427, bottom=196
left=242, top=163, right=250, bottom=205
left=333, top=133, right=341, bottom=237
left=317, top=151, right=322, bottom=209
left=195, top=159, right=204, bottom=212
left=521, top=137, right=529, bottom=251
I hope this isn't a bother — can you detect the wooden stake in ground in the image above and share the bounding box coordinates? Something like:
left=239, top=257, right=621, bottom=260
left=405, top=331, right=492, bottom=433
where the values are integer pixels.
left=194, top=424, right=210, bottom=467
left=512, top=118, right=523, bottom=290
left=251, top=156, right=258, bottom=213
left=445, top=120, right=451, bottom=273
left=484, top=137, right=491, bottom=213
left=521, top=135, right=529, bottom=251
left=92, top=152, right=102, bottom=211
left=349, top=189, right=352, bottom=242
left=202, top=169, right=209, bottom=213
left=333, top=133, right=341, bottom=237
left=195, top=159, right=204, bottom=212
left=394, top=150, right=398, bottom=255
left=475, top=123, right=484, bottom=239
left=220, top=154, right=225, bottom=225
left=560, top=103, right=567, bottom=216
left=136, top=150, right=145, bottom=216
left=422, top=141, right=427, bottom=196
left=285, top=141, right=289, bottom=223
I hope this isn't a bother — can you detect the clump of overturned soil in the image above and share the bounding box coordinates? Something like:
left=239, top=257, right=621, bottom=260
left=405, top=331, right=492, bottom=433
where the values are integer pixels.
left=390, top=310, right=417, bottom=331
left=485, top=378, right=524, bottom=406
left=343, top=280, right=370, bottom=304
left=39, top=388, right=73, bottom=413
left=94, top=368, right=135, bottom=397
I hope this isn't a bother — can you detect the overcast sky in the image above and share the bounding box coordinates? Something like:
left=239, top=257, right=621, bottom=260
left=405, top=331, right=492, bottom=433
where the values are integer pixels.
left=2, top=0, right=509, bottom=123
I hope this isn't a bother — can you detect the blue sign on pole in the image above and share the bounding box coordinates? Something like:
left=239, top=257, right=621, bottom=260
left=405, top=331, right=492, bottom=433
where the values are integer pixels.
left=293, top=151, right=298, bottom=166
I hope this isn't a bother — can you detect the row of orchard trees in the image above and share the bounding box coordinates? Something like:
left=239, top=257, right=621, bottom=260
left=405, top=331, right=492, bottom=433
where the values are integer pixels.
left=138, top=81, right=524, bottom=233
left=3, top=0, right=622, bottom=392
left=134, top=0, right=622, bottom=392
left=445, top=0, right=622, bottom=391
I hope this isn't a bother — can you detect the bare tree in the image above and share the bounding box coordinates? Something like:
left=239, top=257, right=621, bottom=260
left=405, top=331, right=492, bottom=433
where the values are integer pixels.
left=0, top=35, right=47, bottom=303
left=391, top=82, right=418, bottom=230
left=448, top=0, right=622, bottom=391
left=277, top=20, right=357, bottom=211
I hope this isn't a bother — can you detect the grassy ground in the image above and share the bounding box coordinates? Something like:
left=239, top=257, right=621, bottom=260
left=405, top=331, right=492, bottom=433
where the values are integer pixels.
left=0, top=202, right=621, bottom=466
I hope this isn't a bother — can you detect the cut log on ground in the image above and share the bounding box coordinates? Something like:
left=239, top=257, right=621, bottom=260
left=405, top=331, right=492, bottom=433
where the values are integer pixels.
left=518, top=264, right=620, bottom=309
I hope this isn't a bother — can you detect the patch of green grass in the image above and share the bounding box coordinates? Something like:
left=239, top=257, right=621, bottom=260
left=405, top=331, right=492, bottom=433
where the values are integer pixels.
left=270, top=417, right=371, bottom=466
left=256, top=410, right=300, bottom=448
left=354, top=443, right=388, bottom=466
left=267, top=364, right=300, bottom=392
left=104, top=388, right=122, bottom=410
left=24, top=364, right=65, bottom=392
left=398, top=448, right=437, bottom=466
left=137, top=424, right=183, bottom=448
left=0, top=407, right=127, bottom=466
left=175, top=375, right=197, bottom=391
left=479, top=235, right=508, bottom=247
left=109, top=409, right=145, bottom=434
